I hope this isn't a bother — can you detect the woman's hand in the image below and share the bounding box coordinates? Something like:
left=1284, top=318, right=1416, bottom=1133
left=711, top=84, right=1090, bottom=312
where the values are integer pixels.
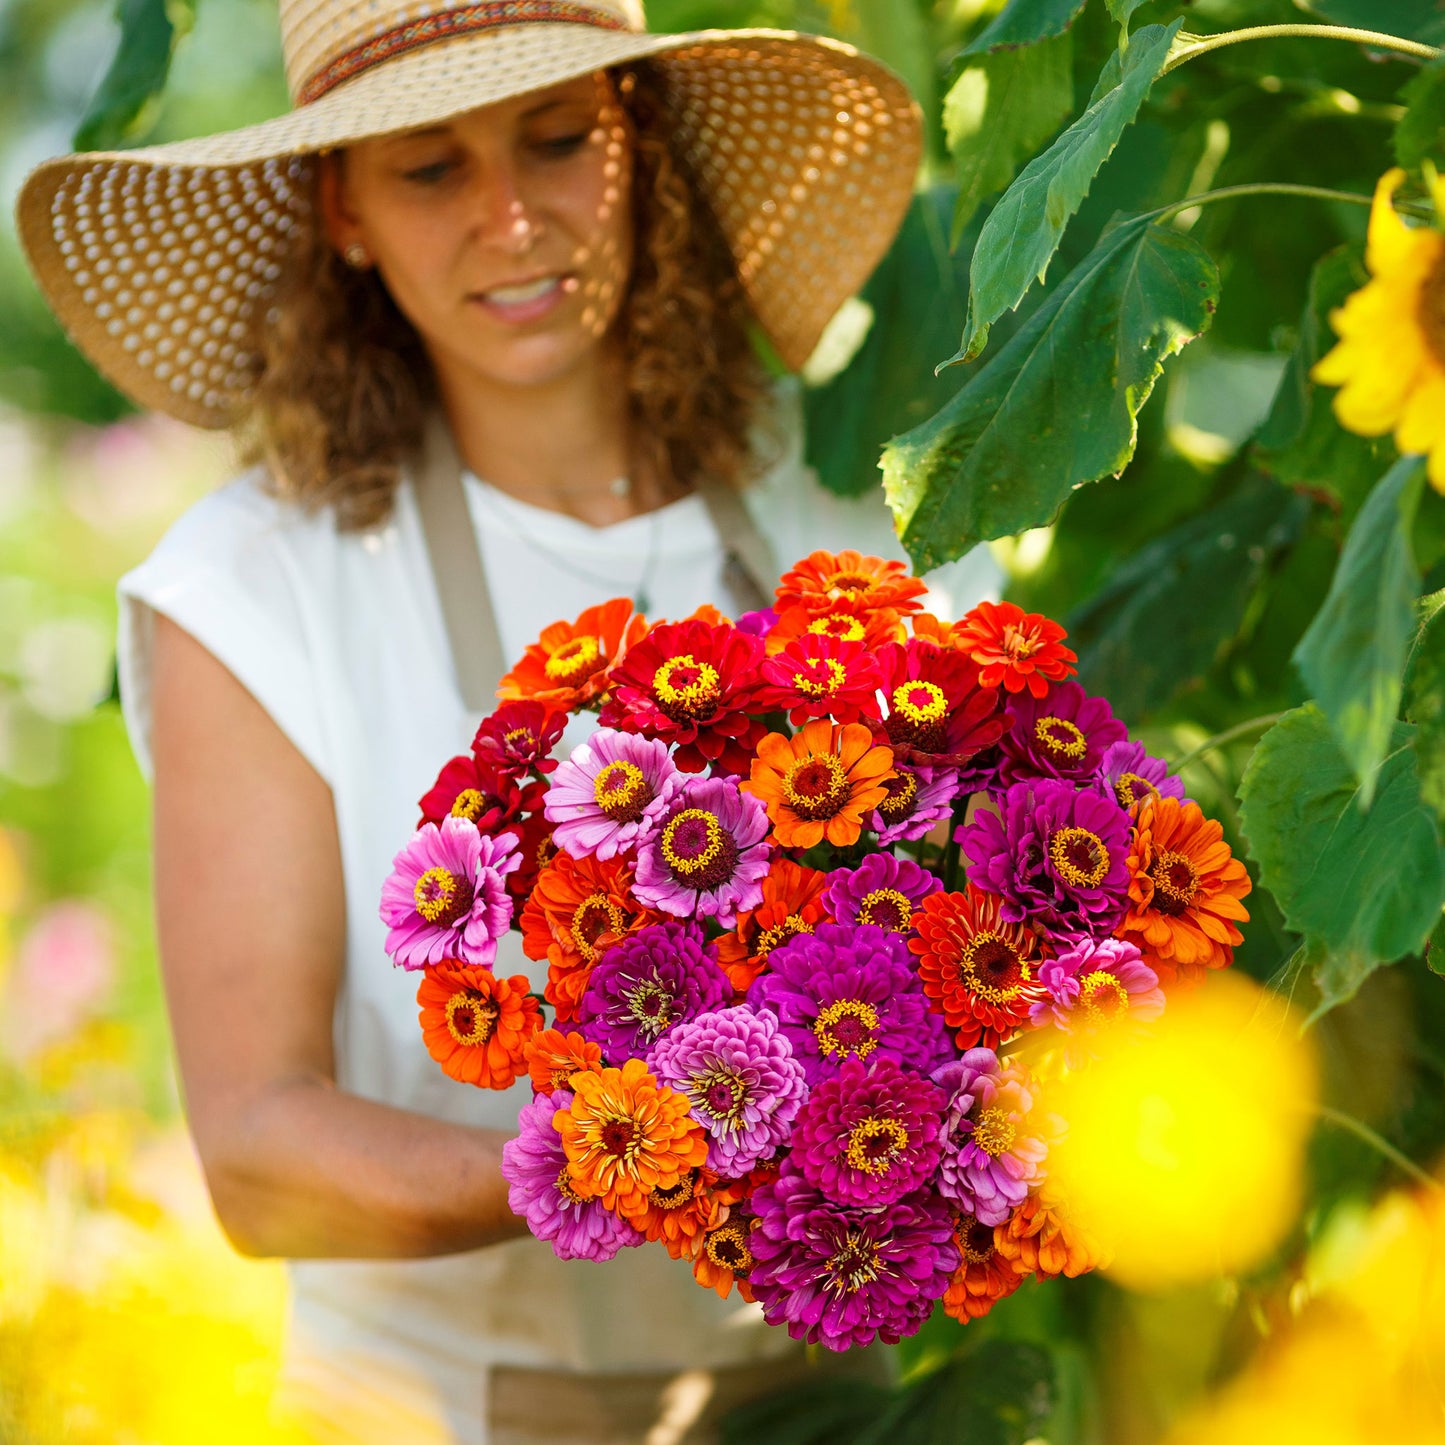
left=150, top=612, right=527, bottom=1259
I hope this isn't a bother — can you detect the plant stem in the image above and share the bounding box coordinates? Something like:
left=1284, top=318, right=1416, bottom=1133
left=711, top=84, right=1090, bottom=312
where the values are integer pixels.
left=1153, top=182, right=1437, bottom=225
left=1163, top=24, right=1440, bottom=75
left=1313, top=1104, right=1441, bottom=1192
left=1172, top=712, right=1285, bottom=773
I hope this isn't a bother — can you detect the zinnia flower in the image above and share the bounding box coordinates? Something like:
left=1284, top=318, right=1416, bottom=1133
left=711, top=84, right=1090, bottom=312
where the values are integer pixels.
left=1116, top=796, right=1251, bottom=983
left=646, top=1008, right=808, bottom=1175
left=470, top=700, right=567, bottom=777
left=959, top=780, right=1132, bottom=937
left=745, top=720, right=895, bottom=850
left=633, top=775, right=771, bottom=928
left=599, top=618, right=765, bottom=774
left=876, top=640, right=1009, bottom=770
left=993, top=1190, right=1104, bottom=1279
left=750, top=922, right=949, bottom=1084
left=554, top=1057, right=709, bottom=1215
left=576, top=921, right=731, bottom=1062
left=617, top=1166, right=742, bottom=1259
left=1312, top=168, right=1445, bottom=490
left=822, top=853, right=941, bottom=935
left=498, top=597, right=647, bottom=709
left=543, top=729, right=681, bottom=861
left=380, top=816, right=520, bottom=970
left=765, top=601, right=906, bottom=657
left=714, top=858, right=831, bottom=996
left=867, top=764, right=958, bottom=845
left=502, top=1090, right=646, bottom=1262
left=1096, top=739, right=1186, bottom=812
left=693, top=1210, right=759, bottom=1300
left=503, top=810, right=555, bottom=903
left=523, top=1027, right=604, bottom=1095
left=996, top=681, right=1127, bottom=788
left=775, top=549, right=928, bottom=620
left=932, top=1049, right=1046, bottom=1225
left=1033, top=935, right=1165, bottom=1046
left=942, top=1211, right=1025, bottom=1322
left=748, top=1164, right=956, bottom=1350
left=792, top=1056, right=945, bottom=1208
left=417, top=963, right=541, bottom=1089
left=909, top=886, right=1043, bottom=1050
left=754, top=633, right=884, bottom=727
left=417, top=751, right=541, bottom=831
left=951, top=600, right=1078, bottom=698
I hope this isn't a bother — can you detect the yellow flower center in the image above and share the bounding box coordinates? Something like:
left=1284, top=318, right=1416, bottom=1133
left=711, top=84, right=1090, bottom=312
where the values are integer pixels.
left=445, top=989, right=498, bottom=1047
left=957, top=1213, right=996, bottom=1264
left=1035, top=715, right=1087, bottom=760
left=856, top=887, right=913, bottom=933
left=813, top=998, right=879, bottom=1060
left=1150, top=849, right=1200, bottom=914
left=597, top=1113, right=644, bottom=1162
left=652, top=654, right=721, bottom=718
left=878, top=770, right=919, bottom=821
left=973, top=1106, right=1015, bottom=1158
left=756, top=914, right=812, bottom=962
left=809, top=614, right=867, bottom=642
left=450, top=788, right=487, bottom=822
left=1078, top=969, right=1130, bottom=1027
left=1113, top=772, right=1161, bottom=810
left=828, top=569, right=877, bottom=596
left=827, top=1231, right=882, bottom=1294
left=891, top=680, right=948, bottom=726
left=570, top=892, right=625, bottom=964
left=648, top=1170, right=698, bottom=1210
left=844, top=1115, right=909, bottom=1175
left=793, top=657, right=847, bottom=699
left=660, top=809, right=737, bottom=889
left=691, top=1066, right=749, bottom=1126
left=555, top=1164, right=588, bottom=1205
left=781, top=753, right=850, bottom=820
left=545, top=635, right=602, bottom=682
left=958, top=930, right=1029, bottom=1004
left=705, top=1220, right=754, bottom=1275
left=622, top=978, right=675, bottom=1041
left=413, top=865, right=473, bottom=926
left=1418, top=250, right=1445, bottom=367
left=593, top=759, right=651, bottom=822
left=1000, top=623, right=1039, bottom=661
left=1049, top=827, right=1109, bottom=888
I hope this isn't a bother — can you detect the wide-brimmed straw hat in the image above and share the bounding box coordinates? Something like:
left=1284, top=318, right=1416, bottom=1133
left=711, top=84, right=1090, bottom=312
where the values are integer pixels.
left=14, top=0, right=921, bottom=431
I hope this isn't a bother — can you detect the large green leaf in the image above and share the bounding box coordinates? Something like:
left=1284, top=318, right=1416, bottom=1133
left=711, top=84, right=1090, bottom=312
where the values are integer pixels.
left=962, top=0, right=1089, bottom=55
left=1068, top=478, right=1310, bottom=721
left=1238, top=706, right=1445, bottom=1008
left=955, top=20, right=1183, bottom=363
left=1405, top=594, right=1445, bottom=825
left=945, top=31, right=1075, bottom=241
left=882, top=216, right=1218, bottom=570
left=1293, top=458, right=1426, bottom=806
left=805, top=187, right=973, bottom=498
left=1396, top=55, right=1445, bottom=168
left=720, top=1378, right=888, bottom=1445
left=73, top=0, right=196, bottom=151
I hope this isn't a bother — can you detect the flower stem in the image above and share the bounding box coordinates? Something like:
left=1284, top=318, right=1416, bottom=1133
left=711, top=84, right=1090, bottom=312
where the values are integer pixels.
left=1163, top=24, right=1440, bottom=75
left=1152, top=182, right=1437, bottom=225
left=1313, top=1104, right=1441, bottom=1192
left=1171, top=712, right=1285, bottom=774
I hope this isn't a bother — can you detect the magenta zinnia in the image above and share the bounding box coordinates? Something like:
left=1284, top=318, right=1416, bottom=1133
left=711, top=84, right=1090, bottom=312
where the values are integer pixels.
left=822, top=853, right=941, bottom=935
left=1033, top=934, right=1165, bottom=1045
left=1097, top=739, right=1187, bottom=812
left=868, top=764, right=958, bottom=845
left=543, top=728, right=681, bottom=862
left=996, top=681, right=1127, bottom=788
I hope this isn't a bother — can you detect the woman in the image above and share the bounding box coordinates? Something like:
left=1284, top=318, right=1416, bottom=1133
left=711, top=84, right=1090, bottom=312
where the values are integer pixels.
left=18, top=4, right=1000, bottom=1440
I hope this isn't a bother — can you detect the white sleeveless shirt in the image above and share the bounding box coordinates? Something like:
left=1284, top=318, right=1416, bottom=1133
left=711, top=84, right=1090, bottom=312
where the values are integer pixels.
left=116, top=393, right=1002, bottom=1442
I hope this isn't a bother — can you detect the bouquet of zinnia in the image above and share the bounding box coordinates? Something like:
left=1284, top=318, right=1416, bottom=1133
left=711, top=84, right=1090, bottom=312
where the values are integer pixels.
left=379, top=551, right=1252, bottom=1350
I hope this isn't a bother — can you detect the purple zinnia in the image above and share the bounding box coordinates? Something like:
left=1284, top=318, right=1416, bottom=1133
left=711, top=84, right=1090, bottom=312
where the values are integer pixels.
left=646, top=1008, right=808, bottom=1175
left=634, top=775, right=771, bottom=927
left=543, top=728, right=681, bottom=862
left=577, top=921, right=731, bottom=1063
left=750, top=923, right=950, bottom=1085
left=380, top=815, right=520, bottom=970
left=792, top=1056, right=945, bottom=1207
left=1033, top=934, right=1165, bottom=1042
left=748, top=1163, right=957, bottom=1350
left=996, top=681, right=1127, bottom=788
left=958, top=779, right=1131, bottom=937
left=501, top=1090, right=645, bottom=1261
left=822, top=853, right=942, bottom=935
left=867, top=764, right=957, bottom=845
left=1096, top=739, right=1187, bottom=812
left=932, top=1049, right=1046, bottom=1225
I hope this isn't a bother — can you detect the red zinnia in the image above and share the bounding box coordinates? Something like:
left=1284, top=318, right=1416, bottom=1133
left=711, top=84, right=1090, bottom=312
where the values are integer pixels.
left=952, top=600, right=1077, bottom=699
left=503, top=810, right=556, bottom=902
left=754, top=633, right=883, bottom=726
left=498, top=598, right=647, bottom=709
left=876, top=640, right=1009, bottom=769
left=764, top=601, right=906, bottom=657
left=775, top=549, right=927, bottom=620
left=417, top=752, right=541, bottom=832
left=471, top=700, right=567, bottom=777
left=418, top=963, right=541, bottom=1090
left=942, top=1211, right=1024, bottom=1323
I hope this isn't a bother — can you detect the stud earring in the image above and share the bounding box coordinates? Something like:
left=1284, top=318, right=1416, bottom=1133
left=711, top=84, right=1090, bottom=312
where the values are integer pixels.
left=343, top=242, right=370, bottom=269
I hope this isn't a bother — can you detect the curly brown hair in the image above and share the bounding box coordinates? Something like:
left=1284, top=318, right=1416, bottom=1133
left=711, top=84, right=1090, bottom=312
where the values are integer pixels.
left=234, top=63, right=775, bottom=531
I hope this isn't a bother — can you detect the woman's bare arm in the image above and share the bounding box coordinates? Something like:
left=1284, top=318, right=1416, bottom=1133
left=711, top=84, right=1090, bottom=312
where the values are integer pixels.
left=150, top=612, right=527, bottom=1259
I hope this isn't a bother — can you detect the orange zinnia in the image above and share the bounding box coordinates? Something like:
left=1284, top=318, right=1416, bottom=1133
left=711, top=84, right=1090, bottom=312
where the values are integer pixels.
left=555, top=1058, right=709, bottom=1215
left=620, top=1167, right=743, bottom=1260
left=776, top=549, right=927, bottom=620
left=764, top=601, right=906, bottom=657
left=715, top=858, right=831, bottom=995
left=942, top=1212, right=1025, bottom=1323
left=1116, top=797, right=1251, bottom=985
left=745, top=720, right=895, bottom=849
left=951, top=600, right=1077, bottom=698
left=498, top=598, right=647, bottom=709
left=523, top=1027, right=604, bottom=1095
left=519, top=851, right=654, bottom=1022
left=910, top=886, right=1043, bottom=1050
left=418, top=963, right=541, bottom=1090
left=992, top=1192, right=1103, bottom=1281
left=694, top=1216, right=758, bottom=1301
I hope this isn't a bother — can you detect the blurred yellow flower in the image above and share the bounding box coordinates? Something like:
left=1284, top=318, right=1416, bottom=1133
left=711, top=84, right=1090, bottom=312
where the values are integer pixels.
left=1312, top=167, right=1445, bottom=491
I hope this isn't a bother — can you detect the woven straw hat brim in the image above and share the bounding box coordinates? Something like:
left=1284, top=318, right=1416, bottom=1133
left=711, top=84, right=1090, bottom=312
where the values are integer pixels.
left=15, top=25, right=921, bottom=430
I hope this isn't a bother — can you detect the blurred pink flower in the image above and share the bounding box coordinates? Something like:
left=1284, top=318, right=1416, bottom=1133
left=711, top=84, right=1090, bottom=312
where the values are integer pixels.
left=3, top=900, right=116, bottom=1061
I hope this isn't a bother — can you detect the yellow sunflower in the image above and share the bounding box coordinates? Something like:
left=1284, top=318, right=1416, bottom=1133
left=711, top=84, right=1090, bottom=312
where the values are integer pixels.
left=1312, top=167, right=1445, bottom=490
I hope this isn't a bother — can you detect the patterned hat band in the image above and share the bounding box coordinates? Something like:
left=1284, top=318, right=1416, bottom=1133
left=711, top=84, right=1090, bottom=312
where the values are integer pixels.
left=296, top=2, right=633, bottom=106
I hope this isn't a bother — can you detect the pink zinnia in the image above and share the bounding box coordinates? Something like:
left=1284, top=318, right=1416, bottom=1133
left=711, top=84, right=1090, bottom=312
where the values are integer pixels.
left=1033, top=934, right=1165, bottom=1044
left=380, top=815, right=520, bottom=970
left=543, top=729, right=681, bottom=861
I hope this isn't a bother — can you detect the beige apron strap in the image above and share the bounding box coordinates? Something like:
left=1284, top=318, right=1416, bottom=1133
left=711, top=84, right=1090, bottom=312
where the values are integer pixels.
left=411, top=409, right=503, bottom=713
left=695, top=476, right=776, bottom=615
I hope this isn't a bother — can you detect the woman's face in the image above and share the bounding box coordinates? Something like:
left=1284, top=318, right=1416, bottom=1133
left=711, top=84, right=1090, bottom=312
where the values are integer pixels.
left=319, top=73, right=634, bottom=392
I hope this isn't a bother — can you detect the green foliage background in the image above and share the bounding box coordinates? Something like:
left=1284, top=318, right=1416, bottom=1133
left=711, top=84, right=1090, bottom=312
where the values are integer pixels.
left=2, top=0, right=1445, bottom=1440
